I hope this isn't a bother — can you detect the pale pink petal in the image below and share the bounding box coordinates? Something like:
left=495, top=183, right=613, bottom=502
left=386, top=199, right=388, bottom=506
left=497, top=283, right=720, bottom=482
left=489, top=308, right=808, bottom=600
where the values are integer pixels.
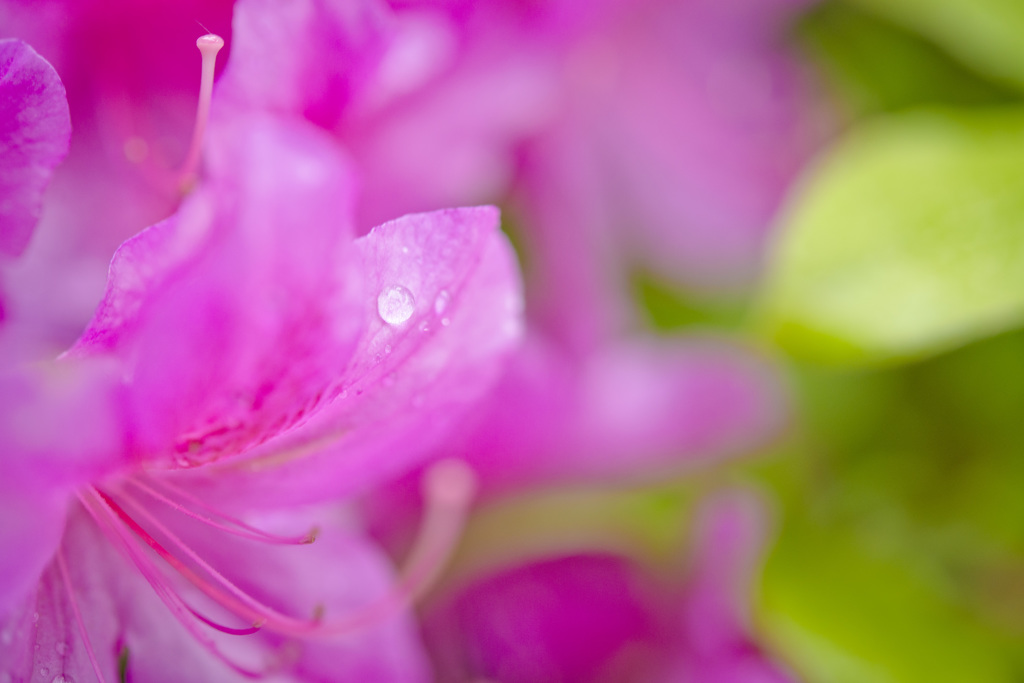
left=0, top=39, right=71, bottom=257
left=181, top=206, right=523, bottom=505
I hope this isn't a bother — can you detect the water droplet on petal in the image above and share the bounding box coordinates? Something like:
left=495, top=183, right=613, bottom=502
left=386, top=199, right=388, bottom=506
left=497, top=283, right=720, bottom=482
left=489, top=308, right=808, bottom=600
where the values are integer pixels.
left=441, top=317, right=450, bottom=327
left=340, top=389, right=349, bottom=399
left=384, top=344, right=392, bottom=354
left=55, top=642, right=67, bottom=655
left=32, top=612, right=39, bottom=623
left=418, top=320, right=430, bottom=333
left=39, top=668, right=48, bottom=677
left=377, top=285, right=415, bottom=325
left=52, top=675, right=73, bottom=683
left=434, top=290, right=450, bottom=315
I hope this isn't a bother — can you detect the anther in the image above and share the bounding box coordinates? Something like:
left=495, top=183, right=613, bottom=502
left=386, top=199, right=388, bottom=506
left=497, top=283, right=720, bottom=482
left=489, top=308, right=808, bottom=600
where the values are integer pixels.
left=178, top=33, right=224, bottom=192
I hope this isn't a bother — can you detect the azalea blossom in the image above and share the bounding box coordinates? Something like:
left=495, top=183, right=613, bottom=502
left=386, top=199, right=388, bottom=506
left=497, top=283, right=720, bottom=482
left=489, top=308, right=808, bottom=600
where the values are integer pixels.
left=422, top=491, right=796, bottom=683
left=0, top=19, right=522, bottom=681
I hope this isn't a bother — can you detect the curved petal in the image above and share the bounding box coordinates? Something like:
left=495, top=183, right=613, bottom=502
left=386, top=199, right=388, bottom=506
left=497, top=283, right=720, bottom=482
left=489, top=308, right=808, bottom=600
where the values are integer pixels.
left=454, top=336, right=787, bottom=497
left=182, top=206, right=524, bottom=505
left=74, top=114, right=365, bottom=468
left=0, top=39, right=71, bottom=258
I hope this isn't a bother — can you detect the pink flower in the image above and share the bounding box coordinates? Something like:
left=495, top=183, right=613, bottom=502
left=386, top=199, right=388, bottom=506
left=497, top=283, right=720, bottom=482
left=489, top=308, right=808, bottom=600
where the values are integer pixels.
left=421, top=491, right=797, bottom=682
left=0, top=16, right=523, bottom=681
left=214, top=0, right=795, bottom=505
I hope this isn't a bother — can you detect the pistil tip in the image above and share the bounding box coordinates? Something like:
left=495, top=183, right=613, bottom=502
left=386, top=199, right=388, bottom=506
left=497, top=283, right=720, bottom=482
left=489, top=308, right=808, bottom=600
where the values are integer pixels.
left=196, top=34, right=225, bottom=55
left=424, top=459, right=477, bottom=508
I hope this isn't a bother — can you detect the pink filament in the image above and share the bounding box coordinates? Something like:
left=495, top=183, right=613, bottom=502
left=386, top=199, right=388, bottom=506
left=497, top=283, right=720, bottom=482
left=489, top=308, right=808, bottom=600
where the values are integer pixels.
left=91, top=458, right=477, bottom=641
left=78, top=491, right=270, bottom=678
left=126, top=476, right=316, bottom=546
left=56, top=547, right=108, bottom=683
left=178, top=33, right=224, bottom=190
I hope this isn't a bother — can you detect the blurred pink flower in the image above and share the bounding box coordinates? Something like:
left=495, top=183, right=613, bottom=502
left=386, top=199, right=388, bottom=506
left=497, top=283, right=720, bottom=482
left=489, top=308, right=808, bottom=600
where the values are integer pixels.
left=422, top=491, right=796, bottom=683
left=0, top=19, right=523, bottom=681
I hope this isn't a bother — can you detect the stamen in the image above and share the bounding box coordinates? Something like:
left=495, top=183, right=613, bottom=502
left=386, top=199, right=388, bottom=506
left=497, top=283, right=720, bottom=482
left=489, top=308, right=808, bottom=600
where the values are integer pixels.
left=178, top=33, right=224, bottom=191
left=56, top=547, right=108, bottom=683
left=78, top=491, right=270, bottom=679
left=127, top=477, right=317, bottom=546
left=82, top=459, right=476, bottom=646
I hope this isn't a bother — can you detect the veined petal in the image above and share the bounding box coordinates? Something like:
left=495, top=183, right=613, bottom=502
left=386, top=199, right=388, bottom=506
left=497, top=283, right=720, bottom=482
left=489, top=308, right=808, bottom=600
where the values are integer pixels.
left=0, top=39, right=71, bottom=258
left=74, top=114, right=365, bottom=468
left=181, top=206, right=523, bottom=505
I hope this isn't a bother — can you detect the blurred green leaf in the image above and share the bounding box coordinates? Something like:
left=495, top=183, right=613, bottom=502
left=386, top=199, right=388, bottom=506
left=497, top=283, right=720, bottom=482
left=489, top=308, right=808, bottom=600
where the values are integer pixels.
left=761, top=108, right=1024, bottom=365
left=762, top=514, right=1015, bottom=683
left=846, top=0, right=1024, bottom=90
left=631, top=269, right=749, bottom=332
left=796, top=2, right=1014, bottom=117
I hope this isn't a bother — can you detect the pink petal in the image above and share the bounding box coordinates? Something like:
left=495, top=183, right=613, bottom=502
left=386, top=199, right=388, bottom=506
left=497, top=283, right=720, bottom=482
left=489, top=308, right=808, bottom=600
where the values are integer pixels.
left=181, top=206, right=523, bottom=505
left=455, top=337, right=786, bottom=497
left=216, top=0, right=392, bottom=128
left=671, top=490, right=799, bottom=683
left=0, top=487, right=67, bottom=620
left=74, top=114, right=365, bottom=468
left=0, top=39, right=71, bottom=257
left=422, top=554, right=669, bottom=682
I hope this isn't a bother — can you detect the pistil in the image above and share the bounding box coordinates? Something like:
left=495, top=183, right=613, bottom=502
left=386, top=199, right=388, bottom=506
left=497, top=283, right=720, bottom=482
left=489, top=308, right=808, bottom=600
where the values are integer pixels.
left=178, top=34, right=224, bottom=192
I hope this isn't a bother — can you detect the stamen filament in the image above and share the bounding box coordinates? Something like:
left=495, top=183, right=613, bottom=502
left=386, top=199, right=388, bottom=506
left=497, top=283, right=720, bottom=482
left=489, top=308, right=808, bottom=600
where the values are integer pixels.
left=78, top=491, right=269, bottom=679
left=178, top=33, right=224, bottom=191
left=56, top=547, right=108, bottom=683
left=80, top=458, right=477, bottom=652
left=127, top=476, right=316, bottom=546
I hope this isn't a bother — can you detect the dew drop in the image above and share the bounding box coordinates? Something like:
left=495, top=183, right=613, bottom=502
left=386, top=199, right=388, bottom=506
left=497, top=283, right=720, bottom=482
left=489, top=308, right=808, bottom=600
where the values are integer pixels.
left=39, top=668, right=48, bottom=677
left=55, top=642, right=67, bottom=655
left=32, top=612, right=39, bottom=623
left=52, top=675, right=73, bottom=683
left=384, top=344, right=392, bottom=354
left=418, top=320, right=430, bottom=333
left=377, top=285, right=415, bottom=325
left=340, top=389, right=349, bottom=399
left=441, top=317, right=451, bottom=327
left=434, top=290, right=450, bottom=315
